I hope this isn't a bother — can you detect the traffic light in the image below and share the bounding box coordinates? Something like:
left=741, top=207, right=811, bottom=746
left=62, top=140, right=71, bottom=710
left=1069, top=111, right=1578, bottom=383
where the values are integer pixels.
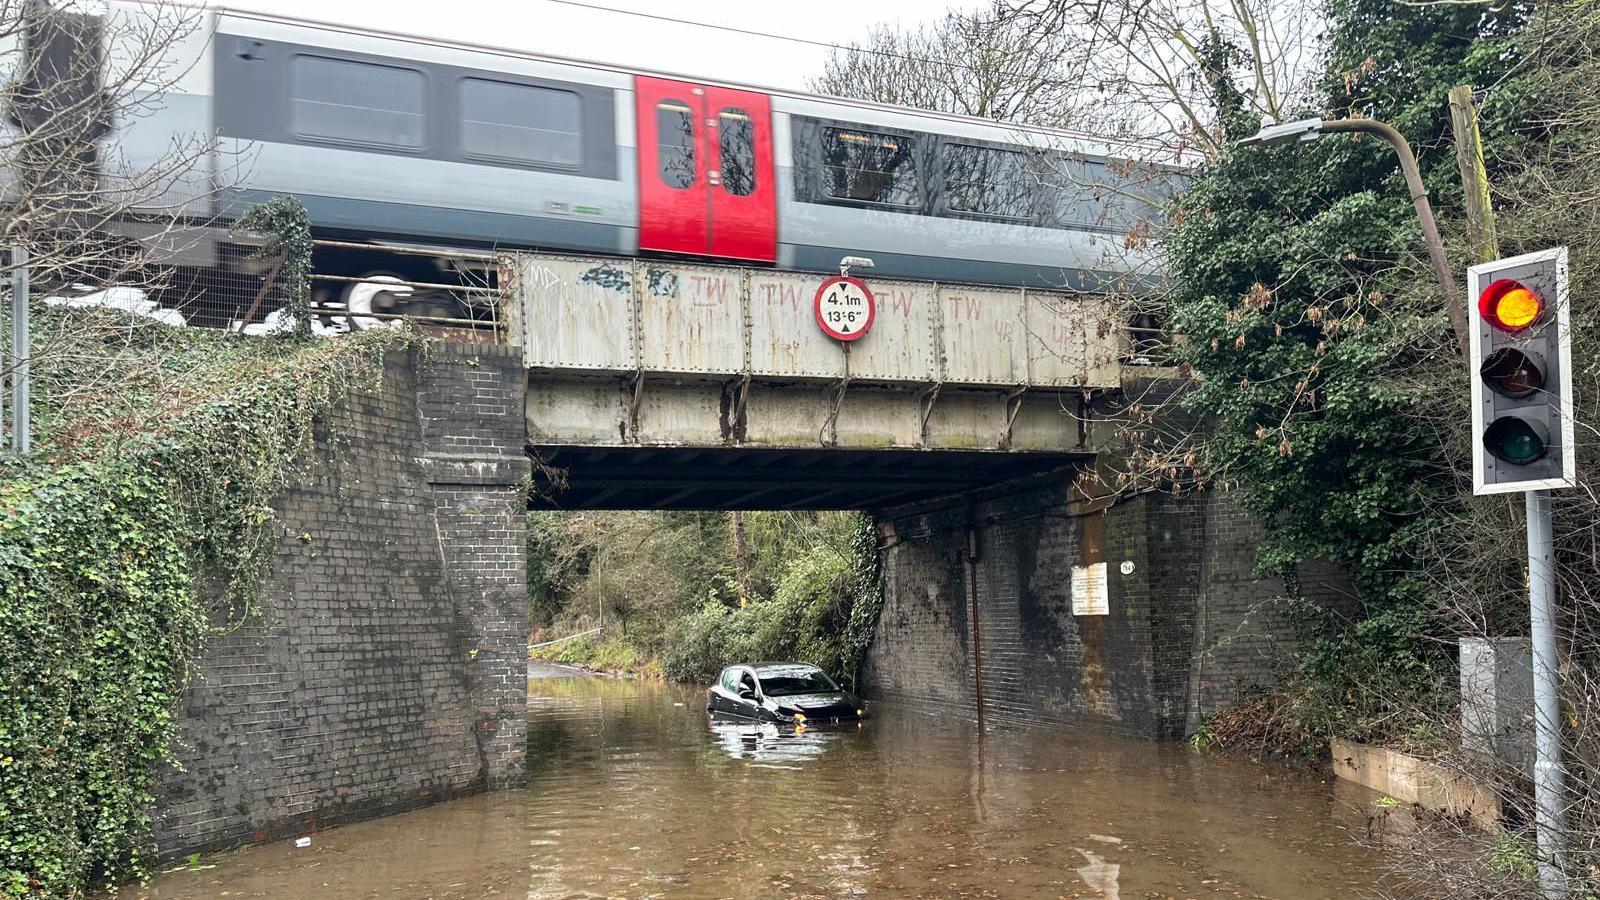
left=1468, top=247, right=1574, bottom=495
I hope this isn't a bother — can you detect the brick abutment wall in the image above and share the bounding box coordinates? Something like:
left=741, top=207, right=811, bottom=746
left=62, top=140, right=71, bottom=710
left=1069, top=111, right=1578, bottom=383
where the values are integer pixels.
left=151, top=344, right=530, bottom=857
left=864, top=476, right=1353, bottom=739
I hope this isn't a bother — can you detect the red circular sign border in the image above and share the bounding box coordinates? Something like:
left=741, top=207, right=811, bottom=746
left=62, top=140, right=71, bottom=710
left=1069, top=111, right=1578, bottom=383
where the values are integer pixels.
left=813, top=276, right=877, bottom=342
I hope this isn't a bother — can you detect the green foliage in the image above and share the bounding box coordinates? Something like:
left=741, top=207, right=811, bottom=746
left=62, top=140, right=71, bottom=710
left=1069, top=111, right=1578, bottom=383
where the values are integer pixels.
left=530, top=636, right=661, bottom=678
left=1323, top=0, right=1539, bottom=197
left=526, top=510, right=736, bottom=639
left=532, top=511, right=884, bottom=689
left=1164, top=0, right=1536, bottom=745
left=661, top=550, right=855, bottom=683
left=839, top=513, right=885, bottom=687
left=1487, top=833, right=1537, bottom=882
left=0, top=462, right=199, bottom=897
left=236, top=195, right=314, bottom=338
left=1, top=294, right=400, bottom=895
left=525, top=513, right=568, bottom=630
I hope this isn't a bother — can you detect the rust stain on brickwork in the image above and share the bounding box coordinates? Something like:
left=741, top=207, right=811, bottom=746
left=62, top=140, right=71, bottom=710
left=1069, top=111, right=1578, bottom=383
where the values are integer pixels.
left=964, top=513, right=985, bottom=733
left=1076, top=509, right=1110, bottom=714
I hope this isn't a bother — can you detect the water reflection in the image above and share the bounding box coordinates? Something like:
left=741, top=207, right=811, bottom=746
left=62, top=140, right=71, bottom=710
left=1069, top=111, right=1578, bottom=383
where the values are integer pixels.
left=706, top=713, right=852, bottom=767
left=132, top=666, right=1389, bottom=899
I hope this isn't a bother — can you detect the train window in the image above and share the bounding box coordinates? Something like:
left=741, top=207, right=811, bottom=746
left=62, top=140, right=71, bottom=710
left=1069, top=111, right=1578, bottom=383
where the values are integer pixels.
left=943, top=144, right=1035, bottom=220
left=822, top=127, right=919, bottom=206
left=718, top=109, right=756, bottom=196
left=657, top=100, right=696, bottom=190
left=290, top=56, right=424, bottom=149
left=460, top=78, right=582, bottom=167
left=1040, top=155, right=1122, bottom=230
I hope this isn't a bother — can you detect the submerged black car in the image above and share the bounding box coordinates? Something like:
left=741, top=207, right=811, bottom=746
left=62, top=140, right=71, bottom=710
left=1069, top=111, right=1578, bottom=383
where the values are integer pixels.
left=705, top=662, right=867, bottom=725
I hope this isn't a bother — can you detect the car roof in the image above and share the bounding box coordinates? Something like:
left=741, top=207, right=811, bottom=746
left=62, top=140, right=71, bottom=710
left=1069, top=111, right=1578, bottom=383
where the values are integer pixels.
left=752, top=663, right=824, bottom=677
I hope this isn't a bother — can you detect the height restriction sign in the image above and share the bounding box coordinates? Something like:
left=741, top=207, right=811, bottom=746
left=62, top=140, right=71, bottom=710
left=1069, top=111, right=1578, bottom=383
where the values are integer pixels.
left=814, top=276, right=875, bottom=342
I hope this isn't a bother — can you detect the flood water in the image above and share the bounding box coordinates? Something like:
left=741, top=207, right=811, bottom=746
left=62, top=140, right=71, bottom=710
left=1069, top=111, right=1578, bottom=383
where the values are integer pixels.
left=137, top=663, right=1389, bottom=899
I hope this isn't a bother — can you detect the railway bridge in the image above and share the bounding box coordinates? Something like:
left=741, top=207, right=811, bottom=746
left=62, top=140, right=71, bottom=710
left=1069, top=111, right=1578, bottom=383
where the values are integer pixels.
left=495, top=251, right=1353, bottom=740
left=151, top=251, right=1351, bottom=862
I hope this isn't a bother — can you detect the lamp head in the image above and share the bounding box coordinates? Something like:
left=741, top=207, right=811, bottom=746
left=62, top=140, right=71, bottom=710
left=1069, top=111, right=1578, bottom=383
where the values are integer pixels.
left=840, top=255, right=875, bottom=277
left=1238, top=118, right=1326, bottom=148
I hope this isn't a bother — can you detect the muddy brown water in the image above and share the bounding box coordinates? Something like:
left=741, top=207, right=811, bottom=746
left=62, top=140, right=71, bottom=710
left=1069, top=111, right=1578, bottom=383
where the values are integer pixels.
left=135, top=663, right=1388, bottom=899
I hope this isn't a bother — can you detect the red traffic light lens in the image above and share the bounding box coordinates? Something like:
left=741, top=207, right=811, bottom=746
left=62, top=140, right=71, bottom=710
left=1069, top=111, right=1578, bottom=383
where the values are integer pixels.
left=1479, top=348, right=1547, bottom=399
left=1478, top=279, right=1544, bottom=332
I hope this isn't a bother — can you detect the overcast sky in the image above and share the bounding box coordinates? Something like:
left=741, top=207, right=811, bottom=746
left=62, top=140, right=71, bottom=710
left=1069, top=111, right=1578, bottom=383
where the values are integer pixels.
left=220, top=0, right=978, bottom=92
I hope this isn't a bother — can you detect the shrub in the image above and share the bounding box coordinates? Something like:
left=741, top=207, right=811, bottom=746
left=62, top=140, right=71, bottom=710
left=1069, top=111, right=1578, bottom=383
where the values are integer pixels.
left=535, top=510, right=885, bottom=690
left=659, top=539, right=872, bottom=686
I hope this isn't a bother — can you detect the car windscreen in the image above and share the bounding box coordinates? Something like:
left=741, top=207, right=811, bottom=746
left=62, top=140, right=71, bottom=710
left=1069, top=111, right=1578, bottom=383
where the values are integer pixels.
left=757, top=668, right=837, bottom=696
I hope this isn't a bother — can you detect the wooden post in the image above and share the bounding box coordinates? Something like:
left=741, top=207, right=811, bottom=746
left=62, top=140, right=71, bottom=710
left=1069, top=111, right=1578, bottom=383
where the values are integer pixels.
left=1448, top=85, right=1500, bottom=263
left=235, top=253, right=286, bottom=332
left=10, top=246, right=27, bottom=454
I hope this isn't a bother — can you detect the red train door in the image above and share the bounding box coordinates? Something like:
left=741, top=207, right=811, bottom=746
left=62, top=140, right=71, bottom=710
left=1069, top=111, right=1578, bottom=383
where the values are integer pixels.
left=635, top=76, right=776, bottom=263
left=704, top=85, right=776, bottom=261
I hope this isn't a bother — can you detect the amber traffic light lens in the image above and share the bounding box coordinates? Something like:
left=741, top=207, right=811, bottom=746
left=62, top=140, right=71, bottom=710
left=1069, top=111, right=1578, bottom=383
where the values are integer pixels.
left=1478, top=279, right=1544, bottom=332
left=1483, top=416, right=1549, bottom=465
left=1479, top=348, right=1546, bottom=399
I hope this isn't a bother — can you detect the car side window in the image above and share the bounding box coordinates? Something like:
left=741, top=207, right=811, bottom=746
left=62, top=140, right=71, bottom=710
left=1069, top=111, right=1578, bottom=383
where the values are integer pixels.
left=738, top=672, right=758, bottom=696
left=720, top=669, right=738, bottom=690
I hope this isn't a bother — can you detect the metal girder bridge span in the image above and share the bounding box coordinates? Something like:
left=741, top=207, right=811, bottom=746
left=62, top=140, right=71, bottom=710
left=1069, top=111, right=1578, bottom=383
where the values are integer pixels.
left=500, top=253, right=1131, bottom=510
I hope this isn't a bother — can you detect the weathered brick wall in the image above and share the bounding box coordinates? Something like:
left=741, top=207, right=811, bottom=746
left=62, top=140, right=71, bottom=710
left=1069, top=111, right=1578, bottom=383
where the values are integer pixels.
left=151, top=344, right=529, bottom=857
left=1142, top=492, right=1205, bottom=738
left=416, top=344, right=530, bottom=790
left=864, top=505, right=972, bottom=718
left=1183, top=497, right=1352, bottom=730
left=865, top=474, right=1349, bottom=739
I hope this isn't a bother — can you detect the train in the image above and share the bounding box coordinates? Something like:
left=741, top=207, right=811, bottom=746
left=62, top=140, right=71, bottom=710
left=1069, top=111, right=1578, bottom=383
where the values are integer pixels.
left=28, top=4, right=1187, bottom=324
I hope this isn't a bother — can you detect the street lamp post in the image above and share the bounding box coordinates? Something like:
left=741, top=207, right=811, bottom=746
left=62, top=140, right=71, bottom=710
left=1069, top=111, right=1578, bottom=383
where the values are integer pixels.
left=1240, top=117, right=1469, bottom=357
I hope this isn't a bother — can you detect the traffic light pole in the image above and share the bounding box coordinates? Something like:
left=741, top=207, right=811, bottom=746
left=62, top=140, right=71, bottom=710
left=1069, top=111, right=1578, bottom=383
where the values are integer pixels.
left=1528, top=488, right=1567, bottom=897
left=1250, top=108, right=1572, bottom=897
left=1452, top=88, right=1569, bottom=894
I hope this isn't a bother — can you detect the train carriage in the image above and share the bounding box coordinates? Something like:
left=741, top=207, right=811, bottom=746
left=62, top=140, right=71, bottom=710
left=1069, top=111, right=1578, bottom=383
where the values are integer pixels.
left=61, top=5, right=1186, bottom=321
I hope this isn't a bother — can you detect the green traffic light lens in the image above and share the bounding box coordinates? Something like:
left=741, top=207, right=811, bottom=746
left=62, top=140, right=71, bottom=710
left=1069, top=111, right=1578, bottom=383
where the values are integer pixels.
left=1484, top=417, right=1549, bottom=465
left=1500, top=430, right=1542, bottom=463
